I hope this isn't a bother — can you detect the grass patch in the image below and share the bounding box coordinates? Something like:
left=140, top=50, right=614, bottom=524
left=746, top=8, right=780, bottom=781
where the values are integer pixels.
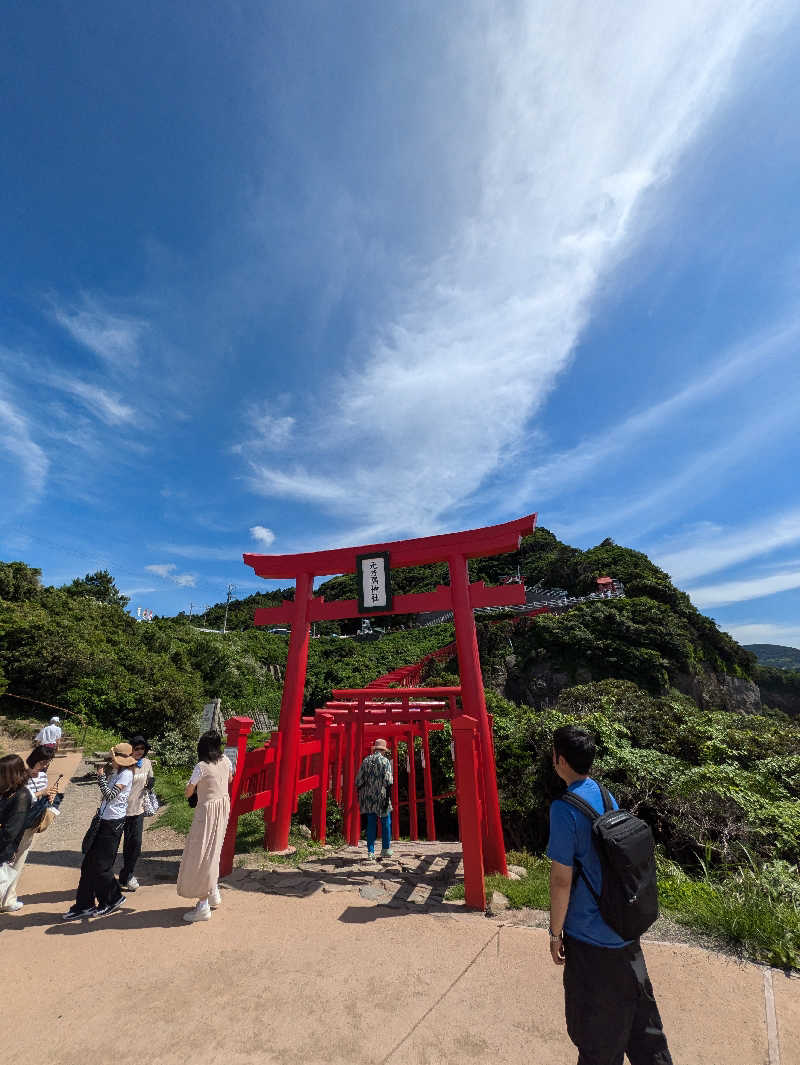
left=63, top=719, right=119, bottom=755
left=444, top=849, right=800, bottom=970
left=148, top=763, right=195, bottom=834
left=486, top=851, right=551, bottom=908
left=234, top=821, right=346, bottom=865
left=658, top=857, right=800, bottom=970
left=445, top=850, right=550, bottom=906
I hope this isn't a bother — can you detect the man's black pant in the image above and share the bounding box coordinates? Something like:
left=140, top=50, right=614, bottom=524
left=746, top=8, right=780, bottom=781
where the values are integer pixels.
left=563, top=935, right=673, bottom=1065
left=119, top=812, right=144, bottom=885
left=75, top=818, right=125, bottom=911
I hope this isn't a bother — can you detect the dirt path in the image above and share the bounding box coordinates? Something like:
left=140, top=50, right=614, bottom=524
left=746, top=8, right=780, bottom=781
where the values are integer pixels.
left=2, top=756, right=798, bottom=1065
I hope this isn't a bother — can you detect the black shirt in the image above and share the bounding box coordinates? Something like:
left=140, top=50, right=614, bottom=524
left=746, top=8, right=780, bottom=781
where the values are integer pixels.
left=0, top=786, right=32, bottom=863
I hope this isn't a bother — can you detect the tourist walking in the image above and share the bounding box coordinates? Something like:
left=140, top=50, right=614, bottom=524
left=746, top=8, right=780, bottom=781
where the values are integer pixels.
left=62, top=742, right=136, bottom=921
left=34, top=715, right=62, bottom=751
left=177, top=731, right=233, bottom=923
left=118, top=734, right=154, bottom=892
left=547, top=724, right=672, bottom=1065
left=0, top=755, right=32, bottom=912
left=355, top=737, right=393, bottom=859
left=1, top=745, right=63, bottom=912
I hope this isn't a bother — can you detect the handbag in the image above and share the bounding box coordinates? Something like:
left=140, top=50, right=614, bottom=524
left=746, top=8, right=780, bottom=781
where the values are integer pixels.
left=188, top=792, right=198, bottom=808
left=36, top=807, right=57, bottom=834
left=142, top=787, right=159, bottom=817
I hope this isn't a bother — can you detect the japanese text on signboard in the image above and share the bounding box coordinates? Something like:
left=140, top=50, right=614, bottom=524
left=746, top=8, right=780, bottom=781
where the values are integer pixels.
left=356, top=552, right=392, bottom=613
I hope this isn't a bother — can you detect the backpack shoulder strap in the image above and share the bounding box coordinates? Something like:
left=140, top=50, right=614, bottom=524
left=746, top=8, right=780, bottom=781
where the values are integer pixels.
left=598, top=784, right=613, bottom=813
left=559, top=792, right=601, bottom=823
left=557, top=792, right=603, bottom=905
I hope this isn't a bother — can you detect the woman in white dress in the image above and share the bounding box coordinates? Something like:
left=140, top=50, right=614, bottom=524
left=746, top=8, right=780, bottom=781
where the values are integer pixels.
left=177, top=731, right=233, bottom=923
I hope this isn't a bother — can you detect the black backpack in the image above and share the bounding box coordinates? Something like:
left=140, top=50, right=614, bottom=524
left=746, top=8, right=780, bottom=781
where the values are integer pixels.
left=560, top=784, right=659, bottom=941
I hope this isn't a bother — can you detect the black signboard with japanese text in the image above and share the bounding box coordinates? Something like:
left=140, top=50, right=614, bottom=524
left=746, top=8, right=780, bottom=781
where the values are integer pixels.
left=356, top=551, right=393, bottom=613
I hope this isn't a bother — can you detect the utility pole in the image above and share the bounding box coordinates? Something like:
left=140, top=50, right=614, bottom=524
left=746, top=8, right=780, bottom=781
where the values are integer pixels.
left=223, top=584, right=237, bottom=635
left=189, top=602, right=194, bottom=618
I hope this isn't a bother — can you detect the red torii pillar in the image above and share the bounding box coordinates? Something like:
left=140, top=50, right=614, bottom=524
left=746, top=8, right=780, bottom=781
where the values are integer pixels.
left=244, top=512, right=537, bottom=871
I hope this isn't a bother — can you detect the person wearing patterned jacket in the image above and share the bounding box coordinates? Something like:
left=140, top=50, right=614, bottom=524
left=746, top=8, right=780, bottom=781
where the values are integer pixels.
left=355, top=737, right=393, bottom=860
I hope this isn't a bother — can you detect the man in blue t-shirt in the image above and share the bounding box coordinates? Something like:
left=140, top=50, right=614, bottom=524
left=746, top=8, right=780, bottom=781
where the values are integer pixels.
left=547, top=725, right=672, bottom=1065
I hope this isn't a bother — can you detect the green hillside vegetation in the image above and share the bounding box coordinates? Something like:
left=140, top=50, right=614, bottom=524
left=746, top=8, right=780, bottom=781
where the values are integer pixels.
left=745, top=643, right=800, bottom=670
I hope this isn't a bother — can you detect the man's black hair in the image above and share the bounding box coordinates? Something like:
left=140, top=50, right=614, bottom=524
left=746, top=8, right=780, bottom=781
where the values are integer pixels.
left=552, top=725, right=596, bottom=775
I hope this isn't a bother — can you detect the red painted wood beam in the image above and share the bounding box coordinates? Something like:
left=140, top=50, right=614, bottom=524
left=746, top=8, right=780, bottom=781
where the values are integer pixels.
left=332, top=687, right=462, bottom=698
left=254, top=579, right=525, bottom=627
left=468, top=581, right=526, bottom=608
left=244, top=512, right=537, bottom=579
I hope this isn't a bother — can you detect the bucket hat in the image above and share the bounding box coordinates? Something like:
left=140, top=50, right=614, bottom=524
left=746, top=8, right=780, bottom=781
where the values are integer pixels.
left=372, top=737, right=389, bottom=752
left=110, top=742, right=136, bottom=768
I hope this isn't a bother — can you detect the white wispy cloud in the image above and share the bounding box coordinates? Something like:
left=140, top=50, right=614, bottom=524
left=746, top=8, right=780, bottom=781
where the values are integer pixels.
left=152, top=542, right=244, bottom=561
left=249, top=525, right=275, bottom=547
left=232, top=405, right=295, bottom=455
left=145, top=563, right=176, bottom=578
left=655, top=508, right=800, bottom=584
left=247, top=465, right=350, bottom=507
left=0, top=393, right=49, bottom=507
left=723, top=622, right=800, bottom=649
left=172, top=572, right=198, bottom=588
left=242, top=2, right=785, bottom=537
left=49, top=377, right=137, bottom=426
left=49, top=294, right=147, bottom=370
left=687, top=568, right=800, bottom=608
left=556, top=380, right=800, bottom=543
left=145, top=562, right=198, bottom=587
left=511, top=321, right=800, bottom=517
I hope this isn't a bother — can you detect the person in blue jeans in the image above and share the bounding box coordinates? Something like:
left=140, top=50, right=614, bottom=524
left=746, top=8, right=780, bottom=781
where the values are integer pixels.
left=355, top=737, right=393, bottom=860
left=547, top=724, right=672, bottom=1065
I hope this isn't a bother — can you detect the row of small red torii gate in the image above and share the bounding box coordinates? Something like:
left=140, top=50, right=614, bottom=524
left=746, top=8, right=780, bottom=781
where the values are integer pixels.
left=218, top=512, right=539, bottom=910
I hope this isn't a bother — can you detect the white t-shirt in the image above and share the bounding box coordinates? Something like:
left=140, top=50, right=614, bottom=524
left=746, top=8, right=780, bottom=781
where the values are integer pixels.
left=26, top=770, right=49, bottom=799
left=100, top=768, right=133, bottom=820
left=35, top=724, right=62, bottom=745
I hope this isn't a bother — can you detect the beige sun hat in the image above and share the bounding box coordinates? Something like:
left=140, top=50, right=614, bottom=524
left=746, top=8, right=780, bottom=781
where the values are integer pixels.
left=372, top=737, right=389, bottom=752
left=110, top=742, right=136, bottom=768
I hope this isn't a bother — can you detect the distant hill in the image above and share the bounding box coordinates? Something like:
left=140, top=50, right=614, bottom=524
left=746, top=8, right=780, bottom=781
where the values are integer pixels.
left=744, top=644, right=800, bottom=670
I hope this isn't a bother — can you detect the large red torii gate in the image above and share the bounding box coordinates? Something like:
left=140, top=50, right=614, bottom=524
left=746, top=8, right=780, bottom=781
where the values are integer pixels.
left=243, top=512, right=537, bottom=875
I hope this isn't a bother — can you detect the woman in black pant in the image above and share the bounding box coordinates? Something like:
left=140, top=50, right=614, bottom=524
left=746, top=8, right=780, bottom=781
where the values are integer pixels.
left=119, top=735, right=154, bottom=892
left=62, top=743, right=136, bottom=921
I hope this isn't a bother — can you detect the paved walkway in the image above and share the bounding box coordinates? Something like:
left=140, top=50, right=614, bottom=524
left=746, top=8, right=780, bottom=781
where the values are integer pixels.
left=1, top=754, right=797, bottom=1065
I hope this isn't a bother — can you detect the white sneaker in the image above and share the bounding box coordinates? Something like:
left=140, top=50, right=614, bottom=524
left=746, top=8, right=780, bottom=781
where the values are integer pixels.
left=121, top=876, right=139, bottom=891
left=183, top=900, right=211, bottom=923
left=2, top=900, right=24, bottom=913
left=209, top=885, right=221, bottom=909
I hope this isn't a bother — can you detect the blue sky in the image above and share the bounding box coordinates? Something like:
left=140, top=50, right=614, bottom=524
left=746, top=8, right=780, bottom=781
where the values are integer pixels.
left=2, top=2, right=800, bottom=647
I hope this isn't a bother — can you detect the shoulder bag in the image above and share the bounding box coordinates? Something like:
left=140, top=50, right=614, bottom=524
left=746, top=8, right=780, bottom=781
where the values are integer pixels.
left=142, top=786, right=159, bottom=817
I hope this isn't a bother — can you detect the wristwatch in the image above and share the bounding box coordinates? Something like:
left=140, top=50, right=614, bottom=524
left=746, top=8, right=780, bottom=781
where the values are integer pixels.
left=548, top=926, right=563, bottom=942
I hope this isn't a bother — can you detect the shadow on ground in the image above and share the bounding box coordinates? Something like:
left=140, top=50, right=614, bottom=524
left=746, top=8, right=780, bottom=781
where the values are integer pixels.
left=222, top=843, right=474, bottom=918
